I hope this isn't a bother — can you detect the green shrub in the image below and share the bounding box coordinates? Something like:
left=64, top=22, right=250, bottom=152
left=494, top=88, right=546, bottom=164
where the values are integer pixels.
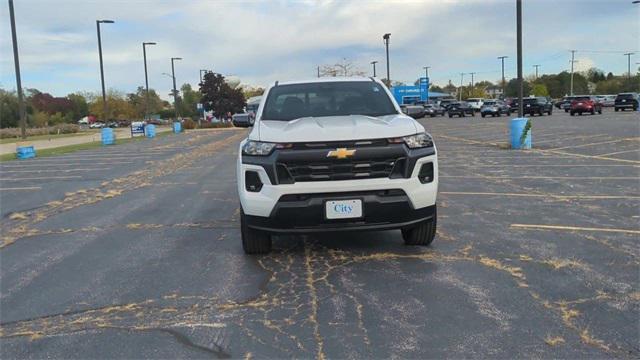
left=198, top=121, right=233, bottom=129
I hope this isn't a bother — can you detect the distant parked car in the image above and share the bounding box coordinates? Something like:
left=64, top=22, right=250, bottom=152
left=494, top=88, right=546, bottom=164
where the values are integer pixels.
left=614, top=92, right=639, bottom=111
left=570, top=96, right=602, bottom=116
left=400, top=104, right=425, bottom=119
left=601, top=94, right=616, bottom=107
left=106, top=121, right=118, bottom=128
left=232, top=112, right=255, bottom=127
left=480, top=100, right=511, bottom=117
left=466, top=98, right=484, bottom=110
left=438, top=99, right=456, bottom=110
left=89, top=122, right=104, bottom=129
left=414, top=101, right=446, bottom=117
left=511, top=97, right=553, bottom=116
left=447, top=101, right=475, bottom=117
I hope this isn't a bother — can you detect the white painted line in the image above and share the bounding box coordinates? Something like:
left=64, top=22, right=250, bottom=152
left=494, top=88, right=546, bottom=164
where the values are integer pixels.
left=0, top=176, right=82, bottom=181
left=0, top=186, right=42, bottom=191
left=440, top=191, right=640, bottom=200
left=0, top=161, right=134, bottom=168
left=510, top=224, right=640, bottom=235
left=547, top=137, right=639, bottom=151
left=441, top=175, right=639, bottom=180
left=1, top=168, right=110, bottom=173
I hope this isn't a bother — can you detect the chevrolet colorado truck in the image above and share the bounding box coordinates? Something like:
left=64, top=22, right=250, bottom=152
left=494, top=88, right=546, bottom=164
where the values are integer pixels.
left=237, top=78, right=438, bottom=254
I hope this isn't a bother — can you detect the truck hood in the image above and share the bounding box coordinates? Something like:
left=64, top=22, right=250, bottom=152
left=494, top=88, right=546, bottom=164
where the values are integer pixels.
left=254, top=114, right=420, bottom=143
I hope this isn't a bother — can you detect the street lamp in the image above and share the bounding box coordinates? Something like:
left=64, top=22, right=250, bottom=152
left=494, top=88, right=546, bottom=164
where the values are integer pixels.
left=371, top=61, right=378, bottom=77
left=142, top=42, right=156, bottom=120
left=423, top=66, right=430, bottom=79
left=383, top=33, right=391, bottom=85
left=171, top=57, right=182, bottom=119
left=459, top=73, right=465, bottom=101
left=623, top=53, right=635, bottom=79
left=498, top=56, right=508, bottom=99
left=8, top=0, right=26, bottom=139
left=96, top=19, right=114, bottom=122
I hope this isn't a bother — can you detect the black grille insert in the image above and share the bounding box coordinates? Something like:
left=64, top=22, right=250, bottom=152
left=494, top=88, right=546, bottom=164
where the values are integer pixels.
left=281, top=158, right=398, bottom=182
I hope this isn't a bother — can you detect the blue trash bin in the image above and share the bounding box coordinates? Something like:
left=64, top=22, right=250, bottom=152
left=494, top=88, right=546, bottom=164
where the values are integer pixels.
left=510, top=118, right=531, bottom=149
left=101, top=127, right=115, bottom=145
left=16, top=145, right=36, bottom=159
left=173, top=122, right=182, bottom=133
left=145, top=124, right=156, bottom=138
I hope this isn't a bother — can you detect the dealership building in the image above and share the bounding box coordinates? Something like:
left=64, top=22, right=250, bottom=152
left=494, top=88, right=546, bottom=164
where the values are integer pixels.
left=391, top=77, right=453, bottom=104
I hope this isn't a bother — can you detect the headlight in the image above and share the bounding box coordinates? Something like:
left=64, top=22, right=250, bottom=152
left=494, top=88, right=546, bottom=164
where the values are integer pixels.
left=389, top=133, right=434, bottom=149
left=242, top=140, right=276, bottom=156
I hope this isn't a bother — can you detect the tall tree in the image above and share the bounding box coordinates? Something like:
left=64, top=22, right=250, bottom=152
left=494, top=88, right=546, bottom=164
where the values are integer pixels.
left=199, top=72, right=246, bottom=119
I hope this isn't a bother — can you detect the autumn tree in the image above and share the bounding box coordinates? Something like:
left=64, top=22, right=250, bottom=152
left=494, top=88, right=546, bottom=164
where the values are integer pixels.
left=199, top=72, right=246, bottom=119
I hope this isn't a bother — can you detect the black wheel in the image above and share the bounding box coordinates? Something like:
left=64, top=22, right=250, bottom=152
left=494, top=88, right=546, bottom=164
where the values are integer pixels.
left=448, top=114, right=452, bottom=118
left=460, top=113, right=464, bottom=117
left=565, top=109, right=569, bottom=113
left=481, top=114, right=486, bottom=118
left=241, top=209, right=272, bottom=254
left=507, top=111, right=511, bottom=116
left=598, top=109, right=602, bottom=114
left=614, top=108, right=619, bottom=112
left=402, top=207, right=437, bottom=246
left=591, top=109, right=595, bottom=115
left=538, top=110, right=544, bottom=116
left=570, top=111, right=575, bottom=116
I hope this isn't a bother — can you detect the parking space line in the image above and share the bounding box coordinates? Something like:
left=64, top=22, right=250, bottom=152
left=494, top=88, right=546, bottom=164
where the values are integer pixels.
left=440, top=191, right=640, bottom=200
left=0, top=186, right=42, bottom=191
left=441, top=175, right=639, bottom=180
left=0, top=175, right=82, bottom=181
left=547, top=137, right=639, bottom=151
left=0, top=161, right=134, bottom=168
left=594, top=149, right=640, bottom=157
left=510, top=224, right=640, bottom=235
left=541, top=149, right=640, bottom=164
left=440, top=164, right=638, bottom=168
left=2, top=168, right=110, bottom=173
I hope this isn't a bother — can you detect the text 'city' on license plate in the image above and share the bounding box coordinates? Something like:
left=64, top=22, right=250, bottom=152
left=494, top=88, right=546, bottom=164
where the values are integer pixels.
left=326, top=199, right=362, bottom=219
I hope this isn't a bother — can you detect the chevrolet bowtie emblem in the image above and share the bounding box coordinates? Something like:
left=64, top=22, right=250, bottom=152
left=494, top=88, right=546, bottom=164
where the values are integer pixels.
left=327, top=148, right=356, bottom=159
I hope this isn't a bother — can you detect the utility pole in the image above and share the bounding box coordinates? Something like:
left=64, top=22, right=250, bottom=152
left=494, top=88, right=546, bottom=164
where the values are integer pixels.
left=533, top=64, right=540, bottom=79
left=383, top=33, right=391, bottom=86
left=371, top=61, right=378, bottom=77
left=96, top=19, right=114, bottom=122
left=570, top=50, right=577, bottom=95
left=498, top=56, right=508, bottom=98
left=459, top=73, right=465, bottom=101
left=469, top=72, right=475, bottom=96
left=516, top=0, right=523, bottom=117
left=624, top=53, right=634, bottom=79
left=317, top=65, right=320, bottom=78
left=171, top=57, right=182, bottom=119
left=8, top=0, right=26, bottom=139
left=142, top=42, right=156, bottom=121
left=423, top=66, right=430, bottom=79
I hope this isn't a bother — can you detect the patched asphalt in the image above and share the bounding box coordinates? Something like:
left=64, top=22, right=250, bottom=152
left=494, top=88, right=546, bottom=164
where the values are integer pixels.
left=1, top=110, right=638, bottom=359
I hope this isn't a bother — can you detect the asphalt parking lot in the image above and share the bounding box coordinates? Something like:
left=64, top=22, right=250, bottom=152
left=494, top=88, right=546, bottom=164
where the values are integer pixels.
left=1, top=109, right=638, bottom=358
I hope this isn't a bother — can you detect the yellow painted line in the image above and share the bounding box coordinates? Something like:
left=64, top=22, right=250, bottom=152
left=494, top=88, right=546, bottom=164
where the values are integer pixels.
left=0, top=176, right=82, bottom=181
left=440, top=191, right=640, bottom=200
left=0, top=186, right=42, bottom=191
left=441, top=175, right=639, bottom=180
left=440, top=164, right=639, bottom=168
left=1, top=168, right=110, bottom=173
left=547, top=137, right=639, bottom=151
left=595, top=148, right=640, bottom=157
left=510, top=224, right=640, bottom=235
left=0, top=161, right=134, bottom=168
left=541, top=148, right=640, bottom=164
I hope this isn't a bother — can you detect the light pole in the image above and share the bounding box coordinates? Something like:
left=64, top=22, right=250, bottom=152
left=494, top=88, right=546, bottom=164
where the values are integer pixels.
left=96, top=19, right=114, bottom=122
left=383, top=33, right=391, bottom=86
left=317, top=66, right=320, bottom=78
left=171, top=57, right=182, bottom=119
left=459, top=73, right=465, bottom=101
left=498, top=56, right=508, bottom=98
left=569, top=50, right=578, bottom=95
left=8, top=0, right=26, bottom=139
left=469, top=72, right=476, bottom=96
left=624, top=53, right=634, bottom=79
left=423, top=66, right=430, bottom=79
left=371, top=61, right=378, bottom=77
left=142, top=42, right=156, bottom=121
left=516, top=0, right=523, bottom=118
left=533, top=64, right=541, bottom=79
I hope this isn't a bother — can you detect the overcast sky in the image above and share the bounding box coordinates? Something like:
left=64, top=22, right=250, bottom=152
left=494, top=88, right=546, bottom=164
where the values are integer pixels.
left=1, top=0, right=638, bottom=99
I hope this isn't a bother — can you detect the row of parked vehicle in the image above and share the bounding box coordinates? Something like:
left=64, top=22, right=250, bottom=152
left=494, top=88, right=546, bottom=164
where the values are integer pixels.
left=555, top=93, right=639, bottom=113
left=401, top=97, right=553, bottom=119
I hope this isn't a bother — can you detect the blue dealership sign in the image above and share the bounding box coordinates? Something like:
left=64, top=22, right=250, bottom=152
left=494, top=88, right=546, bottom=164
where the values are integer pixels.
left=131, top=121, right=145, bottom=137
left=391, top=77, right=429, bottom=104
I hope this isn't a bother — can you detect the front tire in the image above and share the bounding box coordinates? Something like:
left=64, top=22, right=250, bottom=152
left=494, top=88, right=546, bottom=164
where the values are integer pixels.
left=241, top=209, right=272, bottom=254
left=402, top=207, right=437, bottom=246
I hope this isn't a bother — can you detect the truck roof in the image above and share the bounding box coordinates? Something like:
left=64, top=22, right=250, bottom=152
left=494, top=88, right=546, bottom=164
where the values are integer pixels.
left=273, top=77, right=375, bottom=86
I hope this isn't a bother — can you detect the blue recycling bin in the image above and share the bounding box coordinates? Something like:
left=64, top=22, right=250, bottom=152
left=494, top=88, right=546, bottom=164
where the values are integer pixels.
left=145, top=124, right=156, bottom=138
left=173, top=121, right=182, bottom=133
left=510, top=118, right=531, bottom=149
left=101, top=127, right=115, bottom=145
left=16, top=145, right=36, bottom=159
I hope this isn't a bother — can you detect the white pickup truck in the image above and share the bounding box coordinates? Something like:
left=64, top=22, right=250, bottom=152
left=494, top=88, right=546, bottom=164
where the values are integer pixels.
left=237, top=78, right=438, bottom=254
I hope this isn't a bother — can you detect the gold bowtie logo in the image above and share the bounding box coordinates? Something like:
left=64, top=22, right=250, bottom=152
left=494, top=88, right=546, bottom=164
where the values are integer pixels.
left=327, top=148, right=356, bottom=159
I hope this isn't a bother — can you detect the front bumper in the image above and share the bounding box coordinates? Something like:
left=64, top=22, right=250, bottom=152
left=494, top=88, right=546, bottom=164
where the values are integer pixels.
left=244, top=190, right=436, bottom=233
left=237, top=147, right=438, bottom=220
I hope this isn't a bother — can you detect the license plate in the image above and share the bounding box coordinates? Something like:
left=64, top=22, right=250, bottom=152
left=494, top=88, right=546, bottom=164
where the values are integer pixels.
left=526, top=104, right=530, bottom=107
left=326, top=199, right=362, bottom=219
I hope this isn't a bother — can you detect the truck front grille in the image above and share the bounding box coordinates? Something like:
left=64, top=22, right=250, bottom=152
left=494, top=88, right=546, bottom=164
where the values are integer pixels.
left=280, top=157, right=401, bottom=182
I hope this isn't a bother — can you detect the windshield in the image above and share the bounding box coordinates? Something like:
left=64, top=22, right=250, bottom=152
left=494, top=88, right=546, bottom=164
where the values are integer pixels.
left=261, top=81, right=398, bottom=121
left=616, top=93, right=635, bottom=99
left=483, top=101, right=496, bottom=106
